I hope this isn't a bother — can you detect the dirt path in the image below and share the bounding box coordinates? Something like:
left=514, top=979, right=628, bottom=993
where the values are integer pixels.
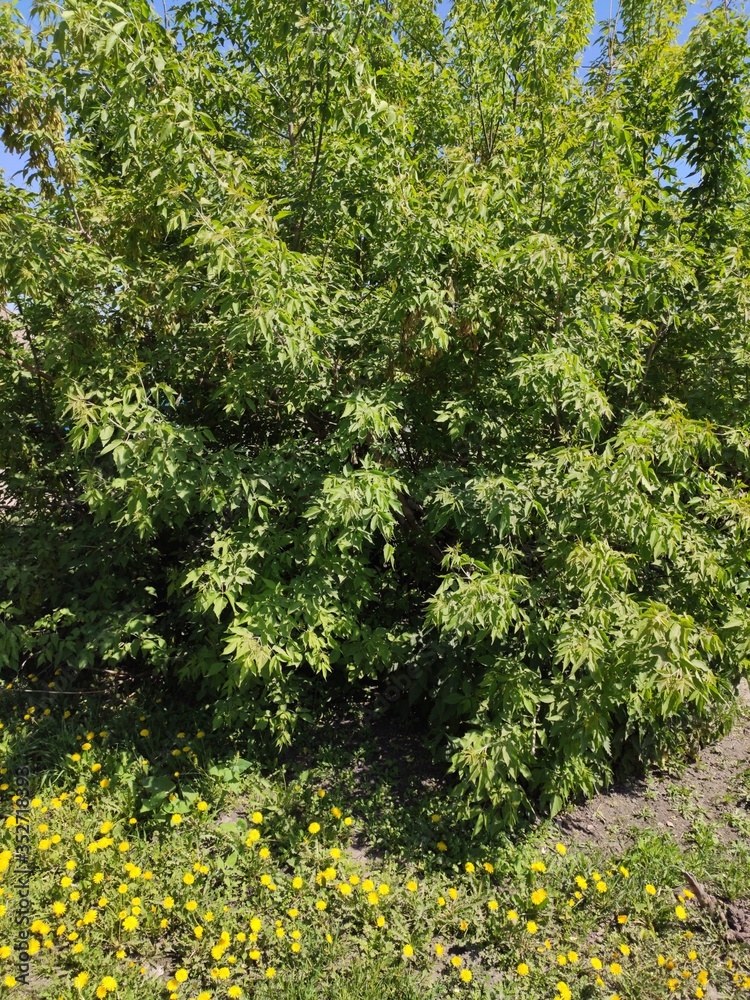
left=555, top=699, right=750, bottom=854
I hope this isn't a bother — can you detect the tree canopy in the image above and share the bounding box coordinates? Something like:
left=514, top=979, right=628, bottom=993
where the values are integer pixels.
left=2, top=0, right=750, bottom=829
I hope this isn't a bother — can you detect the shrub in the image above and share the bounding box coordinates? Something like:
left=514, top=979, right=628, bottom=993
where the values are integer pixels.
left=1, top=0, right=750, bottom=828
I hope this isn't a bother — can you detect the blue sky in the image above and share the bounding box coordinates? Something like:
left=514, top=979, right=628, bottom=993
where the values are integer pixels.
left=0, top=0, right=705, bottom=185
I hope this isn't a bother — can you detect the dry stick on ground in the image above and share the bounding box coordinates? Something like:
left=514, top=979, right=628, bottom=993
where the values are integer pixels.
left=681, top=870, right=717, bottom=917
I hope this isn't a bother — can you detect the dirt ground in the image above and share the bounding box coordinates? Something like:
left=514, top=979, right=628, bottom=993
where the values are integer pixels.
left=555, top=692, right=750, bottom=854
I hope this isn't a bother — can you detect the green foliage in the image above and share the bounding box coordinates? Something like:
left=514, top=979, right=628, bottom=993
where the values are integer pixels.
left=1, top=0, right=750, bottom=829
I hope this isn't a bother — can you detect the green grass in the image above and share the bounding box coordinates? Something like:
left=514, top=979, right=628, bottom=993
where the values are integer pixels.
left=0, top=669, right=749, bottom=1000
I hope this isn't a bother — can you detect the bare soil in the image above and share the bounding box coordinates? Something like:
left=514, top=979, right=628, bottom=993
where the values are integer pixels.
left=554, top=708, right=750, bottom=855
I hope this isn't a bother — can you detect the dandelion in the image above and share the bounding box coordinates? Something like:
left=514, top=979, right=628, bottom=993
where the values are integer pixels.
left=531, top=861, right=547, bottom=873
left=596, top=880, right=608, bottom=893
left=488, top=900, right=498, bottom=911
left=645, top=884, right=657, bottom=895
left=517, top=963, right=529, bottom=976
left=506, top=909, right=519, bottom=923
left=170, top=814, right=182, bottom=826
left=308, top=822, right=320, bottom=835
left=315, top=900, right=327, bottom=911
left=531, top=888, right=547, bottom=906
left=619, top=944, right=630, bottom=957
left=437, top=841, right=447, bottom=851
left=197, top=801, right=208, bottom=812
left=556, top=843, right=567, bottom=855
left=436, top=944, right=444, bottom=957
left=123, top=916, right=138, bottom=931
left=252, top=811, right=263, bottom=823
left=675, top=905, right=687, bottom=920
left=591, top=958, right=603, bottom=970
left=610, top=963, right=623, bottom=975
left=265, top=968, right=275, bottom=978
left=556, top=982, right=572, bottom=1000
left=526, top=921, right=538, bottom=934
left=465, top=862, right=475, bottom=873
left=459, top=970, right=472, bottom=982
left=407, top=880, right=418, bottom=892
left=403, top=944, right=414, bottom=958
left=73, top=971, right=90, bottom=989
left=450, top=956, right=463, bottom=968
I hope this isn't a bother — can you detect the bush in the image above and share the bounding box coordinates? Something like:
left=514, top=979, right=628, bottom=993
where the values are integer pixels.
left=1, top=0, right=750, bottom=829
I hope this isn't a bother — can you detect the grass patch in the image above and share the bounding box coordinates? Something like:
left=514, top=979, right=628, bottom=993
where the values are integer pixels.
left=0, top=669, right=749, bottom=999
